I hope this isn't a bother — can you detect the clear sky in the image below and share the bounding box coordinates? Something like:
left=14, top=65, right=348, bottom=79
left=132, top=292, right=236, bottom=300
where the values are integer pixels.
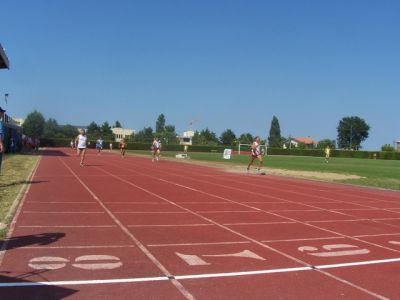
left=0, top=0, right=399, bottom=150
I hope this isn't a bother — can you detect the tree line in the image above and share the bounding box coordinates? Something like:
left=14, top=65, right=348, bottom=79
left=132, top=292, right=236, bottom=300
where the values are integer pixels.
left=21, top=110, right=381, bottom=150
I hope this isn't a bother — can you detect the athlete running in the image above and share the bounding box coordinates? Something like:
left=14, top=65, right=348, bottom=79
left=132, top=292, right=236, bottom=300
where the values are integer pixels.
left=247, top=136, right=264, bottom=174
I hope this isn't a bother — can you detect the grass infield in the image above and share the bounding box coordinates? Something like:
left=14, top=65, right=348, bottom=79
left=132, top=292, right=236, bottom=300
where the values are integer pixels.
left=129, top=150, right=400, bottom=191
left=0, top=154, right=39, bottom=240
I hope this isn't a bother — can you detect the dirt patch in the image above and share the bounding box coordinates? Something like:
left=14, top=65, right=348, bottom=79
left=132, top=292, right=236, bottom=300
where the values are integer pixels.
left=169, top=157, right=363, bottom=181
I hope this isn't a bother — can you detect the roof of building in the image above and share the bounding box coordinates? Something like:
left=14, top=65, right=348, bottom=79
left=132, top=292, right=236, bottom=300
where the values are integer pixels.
left=294, top=137, right=317, bottom=145
left=0, top=44, right=9, bottom=69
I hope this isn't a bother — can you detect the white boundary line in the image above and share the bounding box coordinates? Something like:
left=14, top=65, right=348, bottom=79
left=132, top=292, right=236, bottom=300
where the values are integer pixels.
left=0, top=156, right=41, bottom=267
left=1, top=257, right=400, bottom=288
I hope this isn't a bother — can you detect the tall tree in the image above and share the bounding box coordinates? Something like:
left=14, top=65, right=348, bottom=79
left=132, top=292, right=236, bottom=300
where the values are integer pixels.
left=155, top=114, right=166, bottom=133
left=239, top=133, right=254, bottom=144
left=134, top=127, right=154, bottom=142
left=192, top=128, right=218, bottom=145
left=268, top=116, right=282, bottom=147
left=114, top=120, right=122, bottom=128
left=337, top=116, right=370, bottom=150
left=22, top=110, right=45, bottom=138
left=220, top=129, right=236, bottom=145
left=60, top=124, right=79, bottom=138
left=43, top=118, right=60, bottom=138
left=86, top=121, right=101, bottom=138
left=317, top=139, right=336, bottom=149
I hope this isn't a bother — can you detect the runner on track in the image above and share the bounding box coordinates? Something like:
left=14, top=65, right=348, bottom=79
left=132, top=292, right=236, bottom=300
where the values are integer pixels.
left=247, top=136, right=264, bottom=174
left=96, top=137, right=104, bottom=154
left=75, top=129, right=88, bottom=167
left=119, top=139, right=126, bottom=158
left=151, top=137, right=161, bottom=162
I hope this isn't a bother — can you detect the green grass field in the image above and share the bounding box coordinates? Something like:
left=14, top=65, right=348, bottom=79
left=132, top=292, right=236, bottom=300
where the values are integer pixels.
left=129, top=150, right=400, bottom=191
left=0, top=154, right=39, bottom=240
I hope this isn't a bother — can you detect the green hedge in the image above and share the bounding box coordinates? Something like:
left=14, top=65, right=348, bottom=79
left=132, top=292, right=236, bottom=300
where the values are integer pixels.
left=39, top=139, right=400, bottom=160
left=267, top=148, right=400, bottom=160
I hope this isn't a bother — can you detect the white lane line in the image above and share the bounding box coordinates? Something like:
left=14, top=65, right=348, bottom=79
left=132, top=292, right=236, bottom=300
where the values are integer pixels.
left=26, top=202, right=96, bottom=204
left=0, top=157, right=41, bottom=267
left=113, top=211, right=186, bottom=214
left=59, top=158, right=196, bottom=300
left=127, top=224, right=213, bottom=228
left=20, top=245, right=135, bottom=249
left=262, top=236, right=346, bottom=243
left=147, top=241, right=252, bottom=247
left=19, top=225, right=116, bottom=228
left=1, top=257, right=400, bottom=288
left=23, top=211, right=105, bottom=214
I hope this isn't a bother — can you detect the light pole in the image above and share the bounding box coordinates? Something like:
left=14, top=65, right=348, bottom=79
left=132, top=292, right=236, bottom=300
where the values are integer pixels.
left=349, top=122, right=353, bottom=150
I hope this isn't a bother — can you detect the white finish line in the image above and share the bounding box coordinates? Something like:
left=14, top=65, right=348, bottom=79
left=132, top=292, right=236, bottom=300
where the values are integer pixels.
left=1, top=257, right=400, bottom=287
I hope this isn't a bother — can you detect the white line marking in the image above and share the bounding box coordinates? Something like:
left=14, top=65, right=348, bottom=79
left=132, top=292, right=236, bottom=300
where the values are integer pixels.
left=127, top=224, right=213, bottom=228
left=2, top=257, right=400, bottom=287
left=20, top=245, right=135, bottom=249
left=262, top=236, right=346, bottom=243
left=23, top=211, right=104, bottom=214
left=19, top=225, right=116, bottom=228
left=147, top=241, right=252, bottom=247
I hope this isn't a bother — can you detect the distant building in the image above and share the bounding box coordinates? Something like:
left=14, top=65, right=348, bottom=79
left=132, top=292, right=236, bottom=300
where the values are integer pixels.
left=396, top=140, right=400, bottom=152
left=13, top=118, right=25, bottom=126
left=111, top=127, right=135, bottom=142
left=292, top=137, right=318, bottom=149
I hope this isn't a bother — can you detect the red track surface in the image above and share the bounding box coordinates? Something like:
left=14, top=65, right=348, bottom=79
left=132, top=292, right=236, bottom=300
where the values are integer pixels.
left=1, top=148, right=400, bottom=299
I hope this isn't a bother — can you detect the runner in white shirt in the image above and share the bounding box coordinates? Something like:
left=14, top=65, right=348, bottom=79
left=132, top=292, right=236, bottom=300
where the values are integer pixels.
left=151, top=137, right=161, bottom=162
left=75, top=129, right=88, bottom=166
left=247, top=136, right=264, bottom=174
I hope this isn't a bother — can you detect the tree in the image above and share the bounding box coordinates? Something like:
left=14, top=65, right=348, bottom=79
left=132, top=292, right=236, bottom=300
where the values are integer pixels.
left=337, top=116, right=370, bottom=150
left=22, top=110, right=45, bottom=138
left=381, top=144, right=395, bottom=152
left=60, top=124, right=79, bottom=139
left=220, top=129, right=236, bottom=145
left=239, top=133, right=254, bottom=144
left=134, top=127, right=154, bottom=143
left=160, top=125, right=177, bottom=144
left=317, top=139, right=336, bottom=149
left=86, top=121, right=101, bottom=138
left=155, top=114, right=166, bottom=133
left=114, top=120, right=122, bottom=128
left=100, top=121, right=113, bottom=140
left=268, top=116, right=282, bottom=147
left=43, top=118, right=60, bottom=138
left=192, top=128, right=219, bottom=145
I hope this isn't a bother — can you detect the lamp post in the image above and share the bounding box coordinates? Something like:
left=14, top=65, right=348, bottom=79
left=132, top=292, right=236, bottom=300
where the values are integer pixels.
left=349, top=122, right=353, bottom=150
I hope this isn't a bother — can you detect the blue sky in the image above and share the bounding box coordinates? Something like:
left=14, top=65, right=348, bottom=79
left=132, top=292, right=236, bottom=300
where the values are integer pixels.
left=0, top=0, right=399, bottom=150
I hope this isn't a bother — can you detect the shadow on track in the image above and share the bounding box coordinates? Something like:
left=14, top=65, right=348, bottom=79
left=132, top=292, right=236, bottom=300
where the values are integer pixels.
left=0, top=273, right=77, bottom=299
left=1, top=233, right=65, bottom=251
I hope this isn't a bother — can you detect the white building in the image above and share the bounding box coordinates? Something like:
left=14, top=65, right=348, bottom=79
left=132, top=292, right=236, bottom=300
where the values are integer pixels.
left=111, top=127, right=135, bottom=142
left=396, top=140, right=400, bottom=152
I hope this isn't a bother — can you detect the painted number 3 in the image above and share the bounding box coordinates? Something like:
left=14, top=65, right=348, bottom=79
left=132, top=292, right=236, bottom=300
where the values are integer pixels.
left=298, top=244, right=370, bottom=257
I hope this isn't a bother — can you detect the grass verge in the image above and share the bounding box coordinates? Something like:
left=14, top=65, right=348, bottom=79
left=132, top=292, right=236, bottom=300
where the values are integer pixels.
left=128, top=150, right=400, bottom=191
left=0, top=154, right=39, bottom=240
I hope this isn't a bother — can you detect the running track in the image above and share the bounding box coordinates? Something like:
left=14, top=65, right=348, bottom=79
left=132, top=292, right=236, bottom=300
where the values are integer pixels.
left=1, top=148, right=400, bottom=299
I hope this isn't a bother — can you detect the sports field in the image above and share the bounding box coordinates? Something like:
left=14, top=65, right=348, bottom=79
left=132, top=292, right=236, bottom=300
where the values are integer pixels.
left=1, top=148, right=400, bottom=299
left=128, top=150, right=400, bottom=191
